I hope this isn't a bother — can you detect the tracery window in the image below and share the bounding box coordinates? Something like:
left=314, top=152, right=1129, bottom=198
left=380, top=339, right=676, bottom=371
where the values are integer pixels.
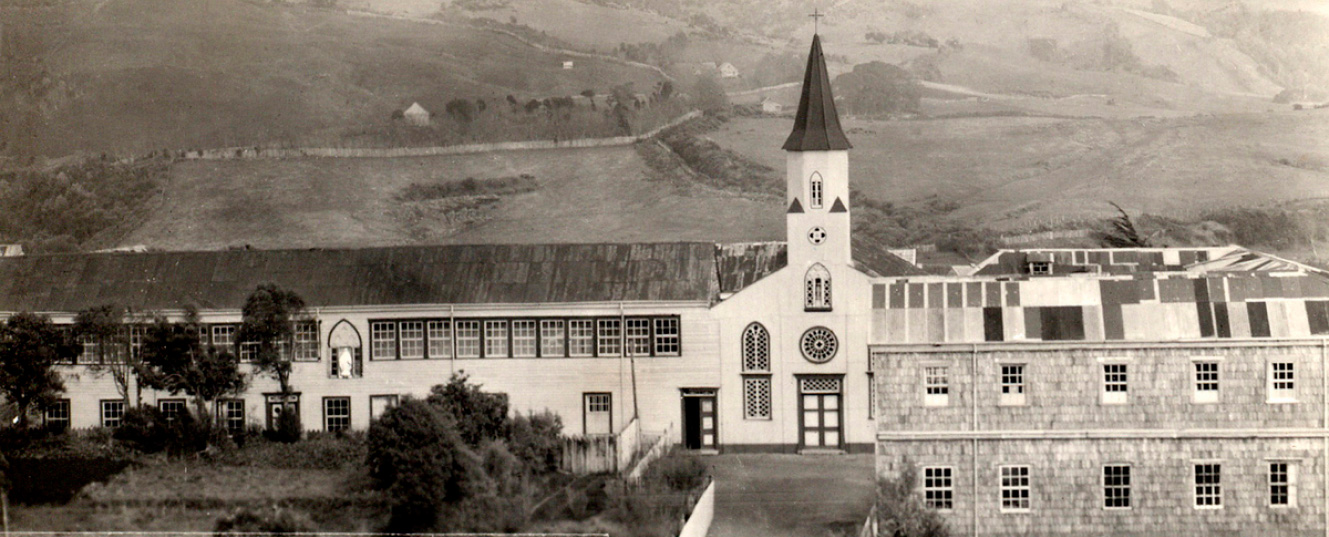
left=805, top=264, right=832, bottom=311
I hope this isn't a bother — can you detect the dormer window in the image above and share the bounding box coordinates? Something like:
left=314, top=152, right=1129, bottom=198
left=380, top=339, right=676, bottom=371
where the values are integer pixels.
left=805, top=264, right=832, bottom=311
left=810, top=172, right=824, bottom=209
left=1026, top=253, right=1053, bottom=275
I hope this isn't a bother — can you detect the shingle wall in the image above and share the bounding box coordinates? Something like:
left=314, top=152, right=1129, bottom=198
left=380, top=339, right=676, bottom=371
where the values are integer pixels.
left=873, top=343, right=1327, bottom=432
left=876, top=437, right=1326, bottom=537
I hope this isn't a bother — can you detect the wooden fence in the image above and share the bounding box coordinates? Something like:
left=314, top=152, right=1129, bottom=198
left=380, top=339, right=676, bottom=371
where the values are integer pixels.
left=560, top=434, right=619, bottom=475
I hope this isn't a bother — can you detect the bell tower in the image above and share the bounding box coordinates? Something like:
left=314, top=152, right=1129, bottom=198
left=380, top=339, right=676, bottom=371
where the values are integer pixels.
left=783, top=33, right=852, bottom=270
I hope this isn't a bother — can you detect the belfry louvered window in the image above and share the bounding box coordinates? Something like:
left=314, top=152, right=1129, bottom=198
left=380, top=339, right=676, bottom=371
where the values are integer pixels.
left=742, top=323, right=771, bottom=420
left=805, top=264, right=832, bottom=311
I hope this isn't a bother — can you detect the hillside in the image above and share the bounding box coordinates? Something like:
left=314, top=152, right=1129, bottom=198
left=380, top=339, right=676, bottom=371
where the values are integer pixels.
left=0, top=0, right=665, bottom=159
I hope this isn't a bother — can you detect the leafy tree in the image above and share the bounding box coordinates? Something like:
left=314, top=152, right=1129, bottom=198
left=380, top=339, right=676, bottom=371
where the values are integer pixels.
left=73, top=304, right=142, bottom=406
left=139, top=312, right=248, bottom=430
left=446, top=98, right=477, bottom=123
left=426, top=372, right=509, bottom=447
left=238, top=284, right=307, bottom=397
left=877, top=459, right=949, bottom=537
left=1101, top=201, right=1152, bottom=248
left=368, top=398, right=472, bottom=532
left=691, top=73, right=729, bottom=113
left=835, top=61, right=921, bottom=116
left=0, top=312, right=76, bottom=428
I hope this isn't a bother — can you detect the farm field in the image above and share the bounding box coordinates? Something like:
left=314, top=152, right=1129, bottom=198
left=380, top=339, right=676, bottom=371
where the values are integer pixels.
left=8, top=0, right=665, bottom=159
left=117, top=146, right=783, bottom=251
left=708, top=111, right=1329, bottom=231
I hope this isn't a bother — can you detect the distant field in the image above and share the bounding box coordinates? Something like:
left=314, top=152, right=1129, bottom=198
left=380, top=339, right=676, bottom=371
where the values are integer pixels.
left=117, top=146, right=782, bottom=250
left=16, top=0, right=664, bottom=158
left=459, top=0, right=691, bottom=49
left=709, top=111, right=1329, bottom=231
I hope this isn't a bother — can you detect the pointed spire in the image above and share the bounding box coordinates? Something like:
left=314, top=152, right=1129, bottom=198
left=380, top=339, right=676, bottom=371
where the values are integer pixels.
left=782, top=34, right=851, bottom=152
left=829, top=197, right=847, bottom=213
left=788, top=198, right=805, bottom=213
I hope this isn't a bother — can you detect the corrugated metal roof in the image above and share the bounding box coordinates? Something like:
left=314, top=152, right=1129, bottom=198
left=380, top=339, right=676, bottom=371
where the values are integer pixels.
left=0, top=243, right=722, bottom=312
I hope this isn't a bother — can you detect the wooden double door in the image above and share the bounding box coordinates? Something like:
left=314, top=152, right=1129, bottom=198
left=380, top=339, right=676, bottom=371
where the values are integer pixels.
left=798, top=376, right=843, bottom=450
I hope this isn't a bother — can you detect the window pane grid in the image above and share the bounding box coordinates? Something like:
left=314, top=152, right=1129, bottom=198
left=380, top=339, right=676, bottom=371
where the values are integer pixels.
left=923, top=467, right=953, bottom=510
left=1195, top=362, right=1219, bottom=391
left=597, top=319, right=621, bottom=357
left=586, top=394, right=611, bottom=413
left=427, top=321, right=452, bottom=358
left=925, top=367, right=949, bottom=395
left=1001, top=365, right=1024, bottom=394
left=1273, top=362, right=1295, bottom=391
left=1270, top=462, right=1291, bottom=506
left=484, top=321, right=509, bottom=357
left=1000, top=466, right=1031, bottom=511
left=101, top=400, right=126, bottom=428
left=324, top=397, right=351, bottom=432
left=45, top=399, right=71, bottom=430
left=653, top=318, right=679, bottom=356
left=398, top=321, right=424, bottom=359
left=511, top=320, right=537, bottom=357
left=1104, top=364, right=1128, bottom=392
left=293, top=321, right=319, bottom=361
left=1103, top=465, right=1131, bottom=509
left=1195, top=464, right=1222, bottom=507
left=456, top=321, right=481, bottom=358
left=371, top=322, right=396, bottom=360
left=742, top=324, right=770, bottom=372
left=158, top=400, right=186, bottom=422
left=540, top=320, right=565, bottom=357
left=219, top=399, right=245, bottom=435
left=625, top=318, right=651, bottom=356
left=569, top=320, right=595, bottom=356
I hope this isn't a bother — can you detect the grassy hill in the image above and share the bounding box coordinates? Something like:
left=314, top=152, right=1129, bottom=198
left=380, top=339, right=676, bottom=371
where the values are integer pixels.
left=1, top=0, right=665, bottom=159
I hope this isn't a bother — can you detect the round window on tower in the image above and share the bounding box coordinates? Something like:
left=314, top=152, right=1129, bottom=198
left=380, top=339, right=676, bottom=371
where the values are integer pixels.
left=808, top=226, right=827, bottom=245
left=800, top=326, right=838, bottom=364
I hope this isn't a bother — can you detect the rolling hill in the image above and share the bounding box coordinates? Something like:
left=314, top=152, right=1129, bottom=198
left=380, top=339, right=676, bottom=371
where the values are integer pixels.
left=1, top=0, right=666, bottom=159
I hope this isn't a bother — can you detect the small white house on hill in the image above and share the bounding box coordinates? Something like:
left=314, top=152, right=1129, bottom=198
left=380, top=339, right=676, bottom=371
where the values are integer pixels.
left=720, top=62, right=739, bottom=78
left=761, top=98, right=783, bottom=114
left=403, top=102, right=431, bottom=126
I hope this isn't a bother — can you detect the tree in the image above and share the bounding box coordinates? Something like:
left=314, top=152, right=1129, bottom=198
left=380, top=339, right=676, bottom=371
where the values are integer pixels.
left=445, top=98, right=476, bottom=123
left=238, top=284, right=307, bottom=397
left=426, top=372, right=509, bottom=447
left=73, top=304, right=140, bottom=406
left=0, top=312, right=76, bottom=428
left=692, top=73, right=729, bottom=113
left=139, top=312, right=248, bottom=430
left=367, top=398, right=472, bottom=532
left=1101, top=201, right=1152, bottom=248
left=834, top=61, right=921, bottom=116
left=658, top=80, right=673, bottom=101
left=876, top=459, right=949, bottom=537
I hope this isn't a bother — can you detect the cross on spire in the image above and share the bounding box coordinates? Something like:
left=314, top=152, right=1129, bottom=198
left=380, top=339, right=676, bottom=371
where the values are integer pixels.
left=809, top=7, right=825, bottom=34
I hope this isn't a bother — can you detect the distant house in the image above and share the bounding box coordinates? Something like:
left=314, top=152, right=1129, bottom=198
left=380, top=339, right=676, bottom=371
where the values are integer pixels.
left=562, top=60, right=574, bottom=70
left=403, top=102, right=431, bottom=126
left=761, top=98, right=783, bottom=114
left=0, top=244, right=23, bottom=257
left=719, top=62, right=740, bottom=78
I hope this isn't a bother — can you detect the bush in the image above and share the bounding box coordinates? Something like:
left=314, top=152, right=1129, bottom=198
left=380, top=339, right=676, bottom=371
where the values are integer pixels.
left=113, top=405, right=208, bottom=456
left=426, top=372, right=510, bottom=447
left=505, top=410, right=563, bottom=474
left=641, top=452, right=708, bottom=492
left=367, top=398, right=472, bottom=532
left=877, top=459, right=948, bottom=537
left=212, top=431, right=366, bottom=470
left=213, top=506, right=316, bottom=535
left=263, top=407, right=302, bottom=443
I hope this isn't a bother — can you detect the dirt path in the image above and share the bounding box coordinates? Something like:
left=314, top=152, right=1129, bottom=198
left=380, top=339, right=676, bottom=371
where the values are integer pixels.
left=705, top=454, right=875, bottom=537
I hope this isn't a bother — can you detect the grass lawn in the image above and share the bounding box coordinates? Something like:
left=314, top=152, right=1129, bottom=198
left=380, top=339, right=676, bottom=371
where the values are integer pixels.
left=705, top=454, right=876, bottom=537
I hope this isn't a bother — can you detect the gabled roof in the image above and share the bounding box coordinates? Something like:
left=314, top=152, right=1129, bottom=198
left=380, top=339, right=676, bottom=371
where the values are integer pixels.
left=782, top=34, right=852, bottom=152
left=0, top=243, right=722, bottom=313
left=403, top=102, right=429, bottom=115
left=851, top=237, right=928, bottom=277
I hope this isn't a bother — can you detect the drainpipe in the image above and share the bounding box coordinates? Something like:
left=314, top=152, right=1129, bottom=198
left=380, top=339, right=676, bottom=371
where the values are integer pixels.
left=1322, top=338, right=1326, bottom=537
left=971, top=343, right=979, bottom=537
left=449, top=305, right=456, bottom=375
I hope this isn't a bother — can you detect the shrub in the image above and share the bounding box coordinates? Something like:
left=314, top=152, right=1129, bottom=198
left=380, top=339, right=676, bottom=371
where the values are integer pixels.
left=113, top=405, right=208, bottom=456
left=641, top=451, right=708, bottom=492
left=213, top=506, right=316, bottom=535
left=505, top=410, right=563, bottom=474
left=426, top=372, right=510, bottom=446
left=367, top=398, right=472, bottom=532
left=263, top=407, right=302, bottom=443
left=877, top=459, right=948, bottom=537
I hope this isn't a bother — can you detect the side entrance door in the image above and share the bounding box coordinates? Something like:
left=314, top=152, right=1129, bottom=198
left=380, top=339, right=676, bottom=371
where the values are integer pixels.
left=583, top=393, right=613, bottom=436
left=681, top=388, right=717, bottom=450
left=798, top=376, right=843, bottom=450
left=265, top=394, right=300, bottom=431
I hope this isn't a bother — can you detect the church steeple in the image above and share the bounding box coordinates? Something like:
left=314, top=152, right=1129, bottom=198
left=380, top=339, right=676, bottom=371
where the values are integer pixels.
left=782, top=34, right=851, bottom=152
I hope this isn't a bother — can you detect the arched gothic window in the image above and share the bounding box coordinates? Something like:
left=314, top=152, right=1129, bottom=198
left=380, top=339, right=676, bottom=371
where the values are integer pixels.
left=805, top=264, right=832, bottom=311
left=809, top=172, right=824, bottom=209
left=741, top=323, right=770, bottom=372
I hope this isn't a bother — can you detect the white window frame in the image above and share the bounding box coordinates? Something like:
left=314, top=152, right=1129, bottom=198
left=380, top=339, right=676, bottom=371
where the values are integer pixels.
left=999, top=465, right=1031, bottom=512
left=999, top=363, right=1026, bottom=406
left=1194, top=462, right=1223, bottom=509
left=100, top=399, right=126, bottom=429
left=511, top=320, right=538, bottom=357
left=922, top=466, right=954, bottom=510
left=597, top=319, right=622, bottom=357
left=1103, top=464, right=1131, bottom=510
left=540, top=319, right=565, bottom=357
left=1269, top=460, right=1297, bottom=508
left=1268, top=361, right=1296, bottom=403
left=323, top=396, right=351, bottom=432
left=625, top=318, right=651, bottom=356
left=924, top=365, right=949, bottom=407
left=1192, top=358, right=1221, bottom=404
left=370, top=321, right=397, bottom=360
left=44, top=399, right=71, bottom=430
left=455, top=320, right=481, bottom=358
left=427, top=320, right=451, bottom=359
left=653, top=317, right=680, bottom=356
left=1101, top=362, right=1129, bottom=405
left=158, top=399, right=187, bottom=422
left=398, top=321, right=425, bottom=359
left=568, top=319, right=595, bottom=357
left=484, top=320, right=508, bottom=358
left=809, top=172, right=824, bottom=209
left=217, top=399, right=245, bottom=435
left=292, top=321, right=319, bottom=362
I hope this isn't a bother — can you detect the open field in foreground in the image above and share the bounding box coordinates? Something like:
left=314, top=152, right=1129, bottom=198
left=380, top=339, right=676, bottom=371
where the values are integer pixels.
left=118, top=146, right=783, bottom=250
left=707, top=454, right=875, bottom=537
